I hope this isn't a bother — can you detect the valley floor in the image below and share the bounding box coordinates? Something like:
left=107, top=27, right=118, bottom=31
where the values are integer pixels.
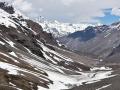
left=70, top=68, right=120, bottom=90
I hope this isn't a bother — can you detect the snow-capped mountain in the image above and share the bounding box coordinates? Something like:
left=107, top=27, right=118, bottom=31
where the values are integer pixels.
left=0, top=2, right=119, bottom=90
left=39, top=20, right=94, bottom=38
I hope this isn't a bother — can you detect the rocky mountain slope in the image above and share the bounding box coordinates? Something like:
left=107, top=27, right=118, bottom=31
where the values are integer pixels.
left=58, top=22, right=120, bottom=64
left=0, top=2, right=118, bottom=90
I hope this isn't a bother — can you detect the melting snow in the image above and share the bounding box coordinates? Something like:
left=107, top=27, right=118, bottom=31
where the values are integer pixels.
left=41, top=44, right=73, bottom=62
left=9, top=51, right=17, bottom=57
left=0, top=62, right=18, bottom=75
left=44, top=68, right=115, bottom=90
left=0, top=41, right=5, bottom=45
left=7, top=40, right=15, bottom=47
left=9, top=82, right=23, bottom=90
left=38, top=86, right=48, bottom=90
left=0, top=52, right=19, bottom=63
left=0, top=9, right=16, bottom=28
left=91, top=67, right=112, bottom=71
left=96, top=84, right=112, bottom=90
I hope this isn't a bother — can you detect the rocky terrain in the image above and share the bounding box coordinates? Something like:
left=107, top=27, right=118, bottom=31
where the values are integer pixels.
left=0, top=2, right=119, bottom=90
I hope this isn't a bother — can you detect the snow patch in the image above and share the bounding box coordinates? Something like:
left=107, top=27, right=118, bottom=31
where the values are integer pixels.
left=9, top=51, right=17, bottom=57
left=91, top=67, right=112, bottom=71
left=96, top=84, right=112, bottom=90
left=0, top=41, right=5, bottom=45
left=0, top=9, right=16, bottom=28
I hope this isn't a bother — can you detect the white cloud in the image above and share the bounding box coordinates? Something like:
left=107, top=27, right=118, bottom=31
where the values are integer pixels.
left=111, top=8, right=120, bottom=16
left=13, top=0, right=32, bottom=12
left=61, top=0, right=77, bottom=6
left=2, top=0, right=33, bottom=12
left=2, top=0, right=120, bottom=24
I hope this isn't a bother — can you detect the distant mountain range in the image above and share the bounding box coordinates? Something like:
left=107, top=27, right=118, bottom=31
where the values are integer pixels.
left=39, top=20, right=94, bottom=38
left=58, top=22, right=120, bottom=63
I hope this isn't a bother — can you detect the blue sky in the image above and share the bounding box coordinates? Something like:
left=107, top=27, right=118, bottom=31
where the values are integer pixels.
left=96, top=9, right=120, bottom=25
left=99, top=13, right=120, bottom=25
left=4, top=0, right=120, bottom=25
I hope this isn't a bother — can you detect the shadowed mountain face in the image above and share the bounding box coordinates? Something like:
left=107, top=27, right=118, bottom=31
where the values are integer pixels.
left=68, top=26, right=97, bottom=41
left=68, top=25, right=109, bottom=41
